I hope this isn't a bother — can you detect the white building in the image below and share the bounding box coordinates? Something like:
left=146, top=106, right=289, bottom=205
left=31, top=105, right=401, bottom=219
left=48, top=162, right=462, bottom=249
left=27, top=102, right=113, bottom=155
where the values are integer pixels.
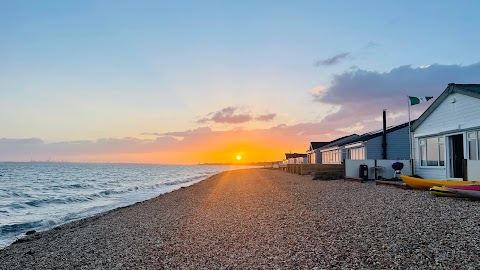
left=411, top=83, right=480, bottom=180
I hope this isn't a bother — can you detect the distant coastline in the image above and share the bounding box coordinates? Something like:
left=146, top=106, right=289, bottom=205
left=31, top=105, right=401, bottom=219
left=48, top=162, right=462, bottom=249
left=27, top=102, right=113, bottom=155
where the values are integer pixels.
left=197, top=161, right=280, bottom=166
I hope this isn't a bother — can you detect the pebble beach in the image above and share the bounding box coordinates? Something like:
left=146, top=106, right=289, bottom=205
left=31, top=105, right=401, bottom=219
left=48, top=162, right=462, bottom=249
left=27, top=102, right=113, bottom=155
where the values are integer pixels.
left=1, top=168, right=480, bottom=269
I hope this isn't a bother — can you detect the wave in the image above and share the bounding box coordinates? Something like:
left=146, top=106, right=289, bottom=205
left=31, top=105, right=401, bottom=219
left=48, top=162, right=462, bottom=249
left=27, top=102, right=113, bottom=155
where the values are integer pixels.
left=0, top=163, right=235, bottom=249
left=0, top=218, right=62, bottom=235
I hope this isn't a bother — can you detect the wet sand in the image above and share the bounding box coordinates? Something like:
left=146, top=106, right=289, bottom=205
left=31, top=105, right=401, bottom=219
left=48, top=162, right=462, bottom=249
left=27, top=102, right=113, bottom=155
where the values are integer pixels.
left=1, top=169, right=480, bottom=269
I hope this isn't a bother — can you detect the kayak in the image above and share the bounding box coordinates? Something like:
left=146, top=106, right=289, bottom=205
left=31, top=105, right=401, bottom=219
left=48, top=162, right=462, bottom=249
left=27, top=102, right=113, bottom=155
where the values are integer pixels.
left=429, top=186, right=463, bottom=197
left=444, top=185, right=480, bottom=199
left=400, top=175, right=479, bottom=190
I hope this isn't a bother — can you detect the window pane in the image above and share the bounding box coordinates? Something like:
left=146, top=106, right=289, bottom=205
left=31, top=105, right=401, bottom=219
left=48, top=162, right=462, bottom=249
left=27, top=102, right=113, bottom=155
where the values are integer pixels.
left=439, top=144, right=445, bottom=166
left=438, top=137, right=444, bottom=143
left=426, top=138, right=438, bottom=166
left=421, top=146, right=427, bottom=166
left=468, top=132, right=476, bottom=140
left=469, top=140, right=478, bottom=160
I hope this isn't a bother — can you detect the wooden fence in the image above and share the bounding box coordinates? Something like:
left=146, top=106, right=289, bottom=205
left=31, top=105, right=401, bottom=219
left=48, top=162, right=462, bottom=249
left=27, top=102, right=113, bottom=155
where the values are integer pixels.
left=286, top=164, right=344, bottom=176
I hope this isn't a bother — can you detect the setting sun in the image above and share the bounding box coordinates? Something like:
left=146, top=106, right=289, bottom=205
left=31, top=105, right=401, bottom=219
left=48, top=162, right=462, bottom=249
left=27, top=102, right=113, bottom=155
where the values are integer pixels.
left=236, top=155, right=242, bottom=161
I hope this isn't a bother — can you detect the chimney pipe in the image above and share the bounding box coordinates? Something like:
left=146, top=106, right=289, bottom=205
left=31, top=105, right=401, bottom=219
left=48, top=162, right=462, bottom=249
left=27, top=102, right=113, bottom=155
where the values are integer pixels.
left=382, top=109, right=387, bottom=159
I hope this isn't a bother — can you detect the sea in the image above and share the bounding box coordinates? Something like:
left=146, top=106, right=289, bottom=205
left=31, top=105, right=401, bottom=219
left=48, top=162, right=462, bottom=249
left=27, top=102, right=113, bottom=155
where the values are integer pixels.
left=0, top=162, right=249, bottom=249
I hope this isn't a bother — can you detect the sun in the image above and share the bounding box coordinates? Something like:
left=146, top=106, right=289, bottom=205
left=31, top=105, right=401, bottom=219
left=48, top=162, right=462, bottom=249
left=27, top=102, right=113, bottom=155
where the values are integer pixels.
left=236, top=155, right=242, bottom=161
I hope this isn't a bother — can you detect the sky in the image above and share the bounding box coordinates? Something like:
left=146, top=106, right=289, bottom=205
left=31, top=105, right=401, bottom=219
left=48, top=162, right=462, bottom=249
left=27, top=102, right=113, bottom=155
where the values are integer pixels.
left=1, top=0, right=480, bottom=164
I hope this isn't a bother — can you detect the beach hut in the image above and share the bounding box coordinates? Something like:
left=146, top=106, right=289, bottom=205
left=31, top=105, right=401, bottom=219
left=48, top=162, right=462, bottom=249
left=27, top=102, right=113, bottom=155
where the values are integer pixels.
left=320, top=121, right=412, bottom=165
left=410, top=83, right=480, bottom=180
left=284, top=153, right=308, bottom=164
left=319, top=134, right=360, bottom=164
left=344, top=122, right=411, bottom=161
left=306, top=142, right=329, bottom=164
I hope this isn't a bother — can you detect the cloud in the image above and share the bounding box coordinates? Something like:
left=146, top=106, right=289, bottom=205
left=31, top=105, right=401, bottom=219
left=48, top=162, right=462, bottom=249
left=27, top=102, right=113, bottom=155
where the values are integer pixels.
left=198, top=106, right=276, bottom=124
left=313, top=62, right=480, bottom=132
left=4, top=62, right=479, bottom=164
left=310, top=85, right=326, bottom=94
left=0, top=121, right=351, bottom=164
left=315, top=52, right=350, bottom=66
left=161, top=127, right=213, bottom=137
left=254, top=113, right=276, bottom=121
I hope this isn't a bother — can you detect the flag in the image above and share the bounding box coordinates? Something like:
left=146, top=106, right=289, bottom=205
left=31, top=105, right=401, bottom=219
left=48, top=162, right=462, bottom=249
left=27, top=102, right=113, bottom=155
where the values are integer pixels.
left=409, top=96, right=433, bottom=105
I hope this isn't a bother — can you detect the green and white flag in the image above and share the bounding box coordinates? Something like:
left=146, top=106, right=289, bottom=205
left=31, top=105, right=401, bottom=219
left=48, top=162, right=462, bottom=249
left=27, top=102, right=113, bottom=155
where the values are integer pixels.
left=409, top=96, right=433, bottom=105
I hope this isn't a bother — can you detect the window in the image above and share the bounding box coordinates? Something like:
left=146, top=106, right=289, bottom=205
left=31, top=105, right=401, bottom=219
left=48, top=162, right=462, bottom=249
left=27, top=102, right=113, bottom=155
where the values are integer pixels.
left=322, top=149, right=342, bottom=163
left=419, top=136, right=445, bottom=166
left=348, top=147, right=365, bottom=160
left=467, top=131, right=479, bottom=160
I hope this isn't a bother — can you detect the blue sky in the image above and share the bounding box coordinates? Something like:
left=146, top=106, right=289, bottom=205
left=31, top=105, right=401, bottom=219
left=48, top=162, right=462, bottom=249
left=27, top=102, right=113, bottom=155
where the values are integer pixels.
left=1, top=1, right=480, bottom=163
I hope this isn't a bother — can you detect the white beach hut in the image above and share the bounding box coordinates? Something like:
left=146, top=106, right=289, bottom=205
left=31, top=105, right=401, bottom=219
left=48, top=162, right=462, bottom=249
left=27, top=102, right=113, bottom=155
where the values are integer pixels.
left=410, top=83, right=480, bottom=180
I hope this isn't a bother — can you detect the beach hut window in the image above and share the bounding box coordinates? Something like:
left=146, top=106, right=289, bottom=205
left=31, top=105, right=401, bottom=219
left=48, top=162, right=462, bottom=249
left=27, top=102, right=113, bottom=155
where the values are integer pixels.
left=348, top=147, right=365, bottom=160
left=420, top=137, right=444, bottom=166
left=467, top=132, right=478, bottom=160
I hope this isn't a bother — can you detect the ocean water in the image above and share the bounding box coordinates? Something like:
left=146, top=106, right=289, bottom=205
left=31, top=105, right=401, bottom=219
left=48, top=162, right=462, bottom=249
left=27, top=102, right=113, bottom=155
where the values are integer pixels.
left=0, top=162, right=246, bottom=249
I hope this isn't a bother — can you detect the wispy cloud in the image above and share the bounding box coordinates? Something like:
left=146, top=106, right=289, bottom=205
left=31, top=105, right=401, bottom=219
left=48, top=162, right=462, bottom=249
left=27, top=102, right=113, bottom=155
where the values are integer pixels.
left=197, top=106, right=276, bottom=124
left=315, top=52, right=350, bottom=66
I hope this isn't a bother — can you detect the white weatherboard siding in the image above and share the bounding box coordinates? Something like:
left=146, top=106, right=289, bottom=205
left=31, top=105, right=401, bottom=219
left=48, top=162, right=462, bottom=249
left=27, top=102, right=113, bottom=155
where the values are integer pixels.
left=413, top=93, right=480, bottom=180
left=467, top=160, right=480, bottom=181
left=414, top=93, right=480, bottom=136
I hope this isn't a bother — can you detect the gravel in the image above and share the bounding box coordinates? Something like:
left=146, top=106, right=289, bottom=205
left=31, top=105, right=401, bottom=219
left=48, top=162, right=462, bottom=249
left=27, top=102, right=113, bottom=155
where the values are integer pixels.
left=1, top=168, right=480, bottom=269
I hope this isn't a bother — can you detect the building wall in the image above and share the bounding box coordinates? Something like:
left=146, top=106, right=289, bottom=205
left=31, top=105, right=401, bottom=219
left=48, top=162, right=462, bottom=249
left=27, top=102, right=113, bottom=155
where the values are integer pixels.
left=414, top=93, right=480, bottom=136
left=386, top=126, right=411, bottom=160
left=314, top=149, right=323, bottom=163
left=365, top=137, right=382, bottom=160
left=467, top=160, right=480, bottom=181
left=364, top=126, right=410, bottom=160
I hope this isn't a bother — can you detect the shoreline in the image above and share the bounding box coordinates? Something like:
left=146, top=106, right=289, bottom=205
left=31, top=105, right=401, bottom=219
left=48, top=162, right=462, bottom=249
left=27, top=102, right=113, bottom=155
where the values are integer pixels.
left=1, top=169, right=480, bottom=269
left=0, top=165, right=242, bottom=250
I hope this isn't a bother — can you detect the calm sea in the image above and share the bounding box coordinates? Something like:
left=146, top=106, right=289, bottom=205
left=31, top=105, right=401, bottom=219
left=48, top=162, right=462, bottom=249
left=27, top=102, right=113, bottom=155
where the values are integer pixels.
left=0, top=162, right=247, bottom=249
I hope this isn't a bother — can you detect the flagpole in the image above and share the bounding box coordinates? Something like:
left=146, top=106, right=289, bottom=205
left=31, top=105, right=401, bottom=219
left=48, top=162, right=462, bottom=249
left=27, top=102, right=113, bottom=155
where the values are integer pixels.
left=407, top=96, right=414, bottom=175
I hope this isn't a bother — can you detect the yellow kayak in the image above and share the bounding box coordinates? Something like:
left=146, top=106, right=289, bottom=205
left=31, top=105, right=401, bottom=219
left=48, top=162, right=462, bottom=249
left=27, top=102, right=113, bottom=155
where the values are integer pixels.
left=429, top=186, right=463, bottom=197
left=400, top=175, right=479, bottom=190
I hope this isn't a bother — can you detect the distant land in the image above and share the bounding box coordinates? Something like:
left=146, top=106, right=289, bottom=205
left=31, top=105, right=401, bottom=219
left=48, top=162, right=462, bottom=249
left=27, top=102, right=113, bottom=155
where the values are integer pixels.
left=198, top=161, right=280, bottom=166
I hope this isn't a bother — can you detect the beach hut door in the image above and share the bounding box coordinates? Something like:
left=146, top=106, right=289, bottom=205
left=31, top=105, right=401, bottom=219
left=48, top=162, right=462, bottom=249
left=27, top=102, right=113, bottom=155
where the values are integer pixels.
left=448, top=134, right=464, bottom=178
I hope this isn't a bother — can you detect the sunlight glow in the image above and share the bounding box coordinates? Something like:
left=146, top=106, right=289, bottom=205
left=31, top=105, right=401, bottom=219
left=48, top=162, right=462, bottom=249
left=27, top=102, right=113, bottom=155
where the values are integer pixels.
left=236, top=155, right=242, bottom=160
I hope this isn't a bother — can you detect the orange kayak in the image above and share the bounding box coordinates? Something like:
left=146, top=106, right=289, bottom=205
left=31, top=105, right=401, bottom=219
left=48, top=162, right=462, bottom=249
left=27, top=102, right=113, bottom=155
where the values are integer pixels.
left=400, top=175, right=479, bottom=190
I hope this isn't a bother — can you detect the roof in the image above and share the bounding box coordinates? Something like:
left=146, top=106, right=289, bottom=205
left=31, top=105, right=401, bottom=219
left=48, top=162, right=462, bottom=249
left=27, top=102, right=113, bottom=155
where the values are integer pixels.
left=309, top=142, right=329, bottom=150
left=319, top=134, right=360, bottom=151
left=411, top=83, right=480, bottom=131
left=285, top=153, right=308, bottom=159
left=346, top=121, right=413, bottom=145
left=320, top=121, right=414, bottom=150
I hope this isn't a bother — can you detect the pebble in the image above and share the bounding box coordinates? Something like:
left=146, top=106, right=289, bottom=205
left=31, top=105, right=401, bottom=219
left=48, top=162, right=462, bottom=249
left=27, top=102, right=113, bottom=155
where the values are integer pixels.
left=1, top=169, right=480, bottom=269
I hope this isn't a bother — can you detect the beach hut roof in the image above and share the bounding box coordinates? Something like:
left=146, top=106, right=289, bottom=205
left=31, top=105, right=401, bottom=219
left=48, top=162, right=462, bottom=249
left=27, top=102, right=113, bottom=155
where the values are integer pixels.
left=320, top=121, right=414, bottom=150
left=285, top=153, right=308, bottom=159
left=309, top=142, right=329, bottom=150
left=319, top=134, right=360, bottom=150
left=411, top=83, right=480, bottom=131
